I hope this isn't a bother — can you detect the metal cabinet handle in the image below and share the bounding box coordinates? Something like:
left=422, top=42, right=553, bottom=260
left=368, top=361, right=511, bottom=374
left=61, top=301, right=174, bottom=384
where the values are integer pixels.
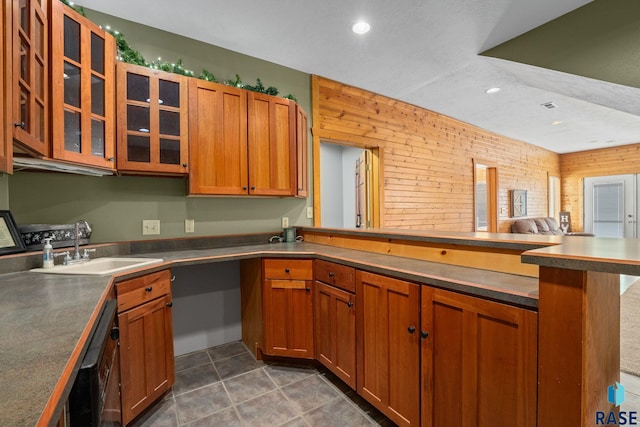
left=171, top=275, right=176, bottom=282
left=14, top=122, right=25, bottom=129
left=145, top=286, right=153, bottom=292
left=420, top=331, right=429, bottom=339
left=408, top=326, right=416, bottom=334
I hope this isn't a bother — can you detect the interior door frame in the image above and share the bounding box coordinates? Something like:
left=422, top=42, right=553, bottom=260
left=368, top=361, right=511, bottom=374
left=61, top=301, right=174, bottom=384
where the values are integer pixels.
left=313, top=135, right=382, bottom=228
left=473, top=158, right=498, bottom=233
left=584, top=174, right=636, bottom=238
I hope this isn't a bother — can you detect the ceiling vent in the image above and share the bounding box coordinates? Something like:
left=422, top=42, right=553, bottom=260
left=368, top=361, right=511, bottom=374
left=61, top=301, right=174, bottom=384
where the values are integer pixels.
left=541, top=102, right=557, bottom=110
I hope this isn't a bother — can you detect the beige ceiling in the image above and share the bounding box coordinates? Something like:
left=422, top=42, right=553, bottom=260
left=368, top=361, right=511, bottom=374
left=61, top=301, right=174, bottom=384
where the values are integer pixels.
left=78, top=0, right=640, bottom=154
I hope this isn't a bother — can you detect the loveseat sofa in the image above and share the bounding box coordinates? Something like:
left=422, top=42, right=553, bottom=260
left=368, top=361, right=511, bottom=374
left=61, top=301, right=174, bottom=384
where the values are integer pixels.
left=510, top=217, right=594, bottom=236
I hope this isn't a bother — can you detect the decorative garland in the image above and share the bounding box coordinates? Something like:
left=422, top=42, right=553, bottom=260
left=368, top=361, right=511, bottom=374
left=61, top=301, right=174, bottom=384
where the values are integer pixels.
left=58, top=0, right=297, bottom=101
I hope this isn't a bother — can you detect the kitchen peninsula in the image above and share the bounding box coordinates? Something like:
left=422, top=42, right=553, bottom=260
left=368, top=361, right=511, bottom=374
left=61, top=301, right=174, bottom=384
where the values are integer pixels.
left=0, top=228, right=636, bottom=427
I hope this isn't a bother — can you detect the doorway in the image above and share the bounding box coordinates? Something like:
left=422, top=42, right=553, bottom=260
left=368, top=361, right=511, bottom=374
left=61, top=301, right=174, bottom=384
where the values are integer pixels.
left=320, top=144, right=369, bottom=228
left=319, top=142, right=380, bottom=228
left=473, top=160, right=498, bottom=232
left=584, top=174, right=638, bottom=238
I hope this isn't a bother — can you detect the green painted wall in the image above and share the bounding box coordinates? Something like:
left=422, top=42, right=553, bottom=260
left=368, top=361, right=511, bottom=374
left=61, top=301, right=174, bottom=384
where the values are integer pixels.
left=8, top=8, right=312, bottom=243
left=482, top=0, right=640, bottom=89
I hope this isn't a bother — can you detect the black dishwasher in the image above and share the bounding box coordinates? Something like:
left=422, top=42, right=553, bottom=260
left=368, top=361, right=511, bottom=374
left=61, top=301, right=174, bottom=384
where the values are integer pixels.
left=69, top=299, right=121, bottom=426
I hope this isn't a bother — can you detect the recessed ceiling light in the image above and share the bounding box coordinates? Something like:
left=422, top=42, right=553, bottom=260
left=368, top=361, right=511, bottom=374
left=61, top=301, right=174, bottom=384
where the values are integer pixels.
left=551, top=121, right=563, bottom=125
left=352, top=21, right=371, bottom=35
left=485, top=87, right=501, bottom=94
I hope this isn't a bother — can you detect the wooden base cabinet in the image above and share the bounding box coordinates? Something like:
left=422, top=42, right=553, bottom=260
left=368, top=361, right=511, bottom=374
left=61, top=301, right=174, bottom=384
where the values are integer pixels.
left=356, top=271, right=420, bottom=427
left=117, top=270, right=175, bottom=425
left=262, top=259, right=314, bottom=358
left=314, top=260, right=356, bottom=389
left=421, top=287, right=537, bottom=427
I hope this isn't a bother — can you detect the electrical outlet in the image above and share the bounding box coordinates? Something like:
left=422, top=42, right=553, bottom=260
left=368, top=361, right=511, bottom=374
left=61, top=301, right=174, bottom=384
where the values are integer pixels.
left=306, top=207, right=313, bottom=219
left=142, top=219, right=160, bottom=235
left=281, top=217, right=289, bottom=228
left=185, top=219, right=195, bottom=233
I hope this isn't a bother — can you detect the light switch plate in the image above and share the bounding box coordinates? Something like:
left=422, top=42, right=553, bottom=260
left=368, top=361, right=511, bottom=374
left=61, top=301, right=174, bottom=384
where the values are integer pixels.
left=185, top=219, right=195, bottom=233
left=142, top=219, right=160, bottom=235
left=306, top=207, right=313, bottom=219
left=281, top=217, right=289, bottom=228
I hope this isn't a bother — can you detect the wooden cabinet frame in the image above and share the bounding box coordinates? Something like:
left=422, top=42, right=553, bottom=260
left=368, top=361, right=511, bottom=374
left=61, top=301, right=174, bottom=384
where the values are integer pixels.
left=50, top=0, right=115, bottom=169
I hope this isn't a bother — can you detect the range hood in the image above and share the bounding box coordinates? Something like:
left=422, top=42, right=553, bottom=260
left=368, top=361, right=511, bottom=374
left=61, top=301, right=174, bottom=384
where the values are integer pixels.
left=13, top=157, right=114, bottom=176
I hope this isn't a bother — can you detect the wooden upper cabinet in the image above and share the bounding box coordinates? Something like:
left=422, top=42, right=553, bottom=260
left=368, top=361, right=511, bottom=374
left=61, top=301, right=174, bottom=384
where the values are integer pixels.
left=0, top=0, right=11, bottom=173
left=421, top=287, right=537, bottom=427
left=295, top=104, right=308, bottom=198
left=11, top=0, right=49, bottom=156
left=247, top=92, right=296, bottom=196
left=188, top=79, right=248, bottom=195
left=50, top=0, right=115, bottom=169
left=116, top=62, right=189, bottom=175
left=356, top=270, right=420, bottom=427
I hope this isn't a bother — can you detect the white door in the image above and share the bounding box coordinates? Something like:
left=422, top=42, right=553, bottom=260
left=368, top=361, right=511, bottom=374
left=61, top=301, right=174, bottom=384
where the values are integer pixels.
left=584, top=174, right=636, bottom=238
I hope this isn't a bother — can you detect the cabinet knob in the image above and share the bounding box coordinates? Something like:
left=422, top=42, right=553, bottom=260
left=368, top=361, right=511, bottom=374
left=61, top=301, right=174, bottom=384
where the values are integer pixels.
left=14, top=122, right=25, bottom=129
left=145, top=286, right=153, bottom=292
left=328, top=272, right=335, bottom=278
left=306, top=287, right=311, bottom=292
left=420, top=331, right=429, bottom=339
left=166, top=302, right=173, bottom=308
left=251, top=186, right=256, bottom=190
left=110, top=326, right=120, bottom=341
left=408, top=326, right=416, bottom=334
left=182, top=163, right=187, bottom=168
left=108, top=157, right=114, bottom=162
left=347, top=301, right=353, bottom=308
left=285, top=268, right=290, bottom=273
left=243, top=186, right=248, bottom=190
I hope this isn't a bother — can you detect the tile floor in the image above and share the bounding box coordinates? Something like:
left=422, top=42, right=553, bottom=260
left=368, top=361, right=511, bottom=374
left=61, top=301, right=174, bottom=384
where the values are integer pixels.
left=130, top=341, right=393, bottom=426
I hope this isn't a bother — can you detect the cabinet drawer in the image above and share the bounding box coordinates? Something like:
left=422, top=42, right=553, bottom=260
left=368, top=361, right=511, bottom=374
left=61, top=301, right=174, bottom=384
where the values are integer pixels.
left=314, top=259, right=355, bottom=293
left=264, top=259, right=312, bottom=280
left=116, top=270, right=172, bottom=312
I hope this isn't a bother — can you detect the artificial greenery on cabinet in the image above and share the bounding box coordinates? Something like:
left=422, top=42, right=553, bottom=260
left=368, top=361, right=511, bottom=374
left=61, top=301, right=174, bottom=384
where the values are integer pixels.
left=58, top=0, right=297, bottom=100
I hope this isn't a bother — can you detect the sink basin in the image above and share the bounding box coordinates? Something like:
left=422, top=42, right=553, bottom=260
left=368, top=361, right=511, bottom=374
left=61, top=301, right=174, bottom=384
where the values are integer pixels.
left=30, top=257, right=164, bottom=275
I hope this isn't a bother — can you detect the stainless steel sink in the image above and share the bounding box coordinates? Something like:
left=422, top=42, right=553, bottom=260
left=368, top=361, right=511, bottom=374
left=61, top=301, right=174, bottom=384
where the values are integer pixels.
left=30, top=257, right=164, bottom=275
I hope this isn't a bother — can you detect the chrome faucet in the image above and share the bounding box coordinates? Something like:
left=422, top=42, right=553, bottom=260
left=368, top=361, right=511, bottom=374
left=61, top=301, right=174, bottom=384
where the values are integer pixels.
left=73, top=220, right=92, bottom=261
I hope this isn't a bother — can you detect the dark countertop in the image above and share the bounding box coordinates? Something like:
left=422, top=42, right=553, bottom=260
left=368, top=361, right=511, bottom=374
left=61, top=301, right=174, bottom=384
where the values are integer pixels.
left=0, top=239, right=539, bottom=426
left=522, top=236, right=640, bottom=275
left=9, top=227, right=640, bottom=427
left=299, top=226, right=563, bottom=251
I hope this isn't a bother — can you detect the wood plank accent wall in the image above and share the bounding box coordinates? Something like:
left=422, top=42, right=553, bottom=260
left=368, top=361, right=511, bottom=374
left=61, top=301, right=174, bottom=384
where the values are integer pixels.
left=312, top=76, right=560, bottom=232
left=560, top=143, right=640, bottom=231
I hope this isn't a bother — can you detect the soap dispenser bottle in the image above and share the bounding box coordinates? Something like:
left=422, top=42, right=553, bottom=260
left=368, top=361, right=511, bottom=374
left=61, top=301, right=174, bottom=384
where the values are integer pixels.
left=43, top=238, right=54, bottom=269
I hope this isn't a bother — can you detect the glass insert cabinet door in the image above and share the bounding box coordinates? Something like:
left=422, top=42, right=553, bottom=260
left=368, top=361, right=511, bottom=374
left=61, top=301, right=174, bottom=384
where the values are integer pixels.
left=50, top=0, right=115, bottom=169
left=12, top=0, right=49, bottom=156
left=116, top=62, right=189, bottom=174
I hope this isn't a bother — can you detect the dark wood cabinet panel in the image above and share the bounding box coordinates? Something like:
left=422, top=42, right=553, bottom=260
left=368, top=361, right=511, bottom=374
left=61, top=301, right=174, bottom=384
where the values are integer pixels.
left=421, top=287, right=537, bottom=427
left=0, top=0, right=10, bottom=173
left=356, top=270, right=420, bottom=427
